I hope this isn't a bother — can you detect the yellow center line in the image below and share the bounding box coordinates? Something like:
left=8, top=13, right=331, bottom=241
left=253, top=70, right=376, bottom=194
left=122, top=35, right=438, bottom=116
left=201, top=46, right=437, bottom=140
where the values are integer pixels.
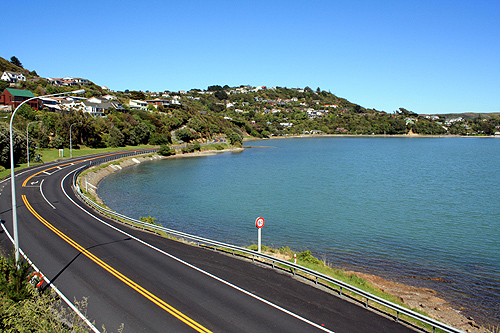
left=22, top=195, right=212, bottom=333
left=22, top=149, right=154, bottom=187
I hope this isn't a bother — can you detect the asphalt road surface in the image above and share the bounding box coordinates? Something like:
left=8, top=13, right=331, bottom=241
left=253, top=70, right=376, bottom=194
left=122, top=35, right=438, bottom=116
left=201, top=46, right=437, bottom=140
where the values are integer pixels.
left=0, top=150, right=417, bottom=332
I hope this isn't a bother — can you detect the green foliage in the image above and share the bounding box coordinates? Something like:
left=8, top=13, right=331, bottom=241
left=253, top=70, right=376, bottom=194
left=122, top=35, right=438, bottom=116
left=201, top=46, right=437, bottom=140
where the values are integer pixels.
left=158, top=145, right=175, bottom=156
left=10, top=56, right=23, bottom=68
left=129, top=91, right=146, bottom=100
left=0, top=123, right=27, bottom=168
left=225, top=128, right=243, bottom=146
left=297, top=250, right=324, bottom=266
left=0, top=80, right=9, bottom=92
left=181, top=141, right=201, bottom=154
left=0, top=255, right=33, bottom=303
left=139, top=215, right=158, bottom=225
left=175, top=128, right=197, bottom=143
left=214, top=90, right=228, bottom=100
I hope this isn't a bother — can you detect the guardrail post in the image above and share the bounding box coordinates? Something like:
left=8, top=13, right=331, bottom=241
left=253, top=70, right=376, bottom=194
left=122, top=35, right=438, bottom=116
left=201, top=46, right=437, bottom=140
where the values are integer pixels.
left=365, top=298, right=369, bottom=308
left=396, top=311, right=399, bottom=322
left=339, top=287, right=342, bottom=296
left=315, top=276, right=318, bottom=285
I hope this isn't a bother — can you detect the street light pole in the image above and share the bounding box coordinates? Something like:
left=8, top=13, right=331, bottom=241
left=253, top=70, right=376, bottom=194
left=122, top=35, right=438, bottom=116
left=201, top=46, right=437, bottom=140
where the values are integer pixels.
left=70, top=122, right=82, bottom=158
left=26, top=120, right=42, bottom=167
left=10, top=88, right=85, bottom=264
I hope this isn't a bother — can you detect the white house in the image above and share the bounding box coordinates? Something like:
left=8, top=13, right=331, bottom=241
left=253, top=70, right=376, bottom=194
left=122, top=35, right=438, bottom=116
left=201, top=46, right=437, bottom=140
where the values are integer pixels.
left=128, top=99, right=148, bottom=110
left=1, top=71, right=26, bottom=83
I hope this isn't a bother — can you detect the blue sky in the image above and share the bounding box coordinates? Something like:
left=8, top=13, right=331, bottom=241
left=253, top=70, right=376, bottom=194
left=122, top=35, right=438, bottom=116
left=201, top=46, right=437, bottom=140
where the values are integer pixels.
left=3, top=0, right=499, bottom=114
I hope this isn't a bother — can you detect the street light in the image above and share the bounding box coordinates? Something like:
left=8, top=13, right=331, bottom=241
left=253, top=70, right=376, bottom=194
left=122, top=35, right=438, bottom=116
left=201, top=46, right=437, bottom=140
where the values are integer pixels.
left=70, top=122, right=82, bottom=158
left=10, top=88, right=85, bottom=264
left=26, top=120, right=42, bottom=167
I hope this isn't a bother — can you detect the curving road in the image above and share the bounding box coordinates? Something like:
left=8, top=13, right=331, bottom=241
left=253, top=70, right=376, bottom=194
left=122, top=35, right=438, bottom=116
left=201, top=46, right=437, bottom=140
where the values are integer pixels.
left=0, top=150, right=415, bottom=332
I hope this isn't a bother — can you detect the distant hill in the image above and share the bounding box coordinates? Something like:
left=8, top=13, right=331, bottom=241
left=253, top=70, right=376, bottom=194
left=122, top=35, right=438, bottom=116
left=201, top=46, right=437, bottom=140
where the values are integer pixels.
left=431, top=112, right=500, bottom=120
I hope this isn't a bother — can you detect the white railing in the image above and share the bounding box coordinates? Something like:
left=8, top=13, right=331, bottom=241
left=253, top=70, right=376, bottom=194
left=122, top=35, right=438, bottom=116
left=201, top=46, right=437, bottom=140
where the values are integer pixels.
left=73, top=152, right=464, bottom=333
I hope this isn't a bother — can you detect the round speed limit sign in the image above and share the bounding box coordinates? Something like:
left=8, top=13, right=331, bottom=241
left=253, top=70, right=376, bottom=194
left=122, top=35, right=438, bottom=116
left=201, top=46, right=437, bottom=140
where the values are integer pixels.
left=255, top=217, right=265, bottom=228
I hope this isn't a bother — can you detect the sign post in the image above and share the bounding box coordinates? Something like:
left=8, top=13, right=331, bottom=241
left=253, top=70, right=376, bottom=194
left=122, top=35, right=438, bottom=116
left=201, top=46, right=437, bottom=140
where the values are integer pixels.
left=255, top=217, right=265, bottom=253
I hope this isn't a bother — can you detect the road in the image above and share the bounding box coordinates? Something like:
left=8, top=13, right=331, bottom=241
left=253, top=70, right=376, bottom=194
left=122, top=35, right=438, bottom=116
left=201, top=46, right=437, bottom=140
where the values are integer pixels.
left=0, top=150, right=416, bottom=332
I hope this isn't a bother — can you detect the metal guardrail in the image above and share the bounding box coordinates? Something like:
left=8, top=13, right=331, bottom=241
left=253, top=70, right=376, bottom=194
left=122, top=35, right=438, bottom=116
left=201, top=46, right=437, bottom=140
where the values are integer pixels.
left=72, top=151, right=464, bottom=333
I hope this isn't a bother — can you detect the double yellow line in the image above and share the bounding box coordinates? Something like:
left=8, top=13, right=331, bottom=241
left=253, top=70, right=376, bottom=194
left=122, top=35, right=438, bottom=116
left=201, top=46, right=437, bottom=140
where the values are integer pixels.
left=22, top=195, right=211, bottom=332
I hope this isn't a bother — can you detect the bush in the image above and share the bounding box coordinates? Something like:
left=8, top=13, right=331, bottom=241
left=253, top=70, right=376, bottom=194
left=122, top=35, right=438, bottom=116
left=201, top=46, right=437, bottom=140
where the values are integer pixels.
left=0, top=255, right=33, bottom=302
left=181, top=142, right=201, bottom=154
left=158, top=145, right=175, bottom=156
left=297, top=250, right=323, bottom=266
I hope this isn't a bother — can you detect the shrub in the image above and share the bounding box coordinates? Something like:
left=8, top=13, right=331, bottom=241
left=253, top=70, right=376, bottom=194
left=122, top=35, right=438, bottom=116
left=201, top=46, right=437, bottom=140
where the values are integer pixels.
left=0, top=255, right=33, bottom=302
left=158, top=145, right=175, bottom=156
left=297, top=250, right=323, bottom=266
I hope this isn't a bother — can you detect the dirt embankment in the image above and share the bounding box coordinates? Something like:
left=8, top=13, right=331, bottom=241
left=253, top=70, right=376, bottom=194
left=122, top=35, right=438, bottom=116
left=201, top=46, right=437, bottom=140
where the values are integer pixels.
left=346, top=271, right=488, bottom=333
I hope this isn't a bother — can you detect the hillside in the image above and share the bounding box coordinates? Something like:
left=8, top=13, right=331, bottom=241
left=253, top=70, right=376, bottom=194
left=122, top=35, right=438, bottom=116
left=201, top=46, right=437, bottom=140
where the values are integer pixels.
left=1, top=55, right=499, bottom=166
left=0, top=56, right=35, bottom=77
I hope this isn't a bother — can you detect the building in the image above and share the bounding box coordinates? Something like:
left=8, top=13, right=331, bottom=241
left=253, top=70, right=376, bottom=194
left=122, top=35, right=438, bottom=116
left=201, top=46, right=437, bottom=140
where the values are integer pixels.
left=47, top=77, right=89, bottom=86
left=128, top=99, right=148, bottom=110
left=1, top=71, right=26, bottom=83
left=0, top=88, right=38, bottom=110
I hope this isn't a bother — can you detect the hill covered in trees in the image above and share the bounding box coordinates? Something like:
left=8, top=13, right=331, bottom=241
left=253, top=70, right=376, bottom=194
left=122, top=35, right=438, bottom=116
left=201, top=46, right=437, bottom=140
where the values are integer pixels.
left=1, top=55, right=500, bottom=169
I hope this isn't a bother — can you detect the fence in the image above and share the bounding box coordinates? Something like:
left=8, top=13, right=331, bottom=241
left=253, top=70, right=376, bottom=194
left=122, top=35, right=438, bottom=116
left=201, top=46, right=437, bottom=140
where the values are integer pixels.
left=73, top=151, right=464, bottom=333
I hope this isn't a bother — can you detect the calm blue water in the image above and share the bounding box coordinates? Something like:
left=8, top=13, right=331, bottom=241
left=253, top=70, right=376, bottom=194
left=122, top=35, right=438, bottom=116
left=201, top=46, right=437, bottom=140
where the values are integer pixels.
left=98, top=137, right=500, bottom=324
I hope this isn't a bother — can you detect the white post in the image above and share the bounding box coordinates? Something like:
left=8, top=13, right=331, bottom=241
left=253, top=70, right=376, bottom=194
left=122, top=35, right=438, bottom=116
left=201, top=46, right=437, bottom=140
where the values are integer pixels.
left=258, top=228, right=262, bottom=253
left=255, top=217, right=265, bottom=254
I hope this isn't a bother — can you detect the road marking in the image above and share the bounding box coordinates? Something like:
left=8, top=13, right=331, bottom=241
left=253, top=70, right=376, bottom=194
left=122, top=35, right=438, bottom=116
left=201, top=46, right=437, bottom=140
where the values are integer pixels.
left=40, top=179, right=56, bottom=209
left=22, top=195, right=212, bottom=333
left=22, top=149, right=155, bottom=187
left=61, top=170, right=335, bottom=333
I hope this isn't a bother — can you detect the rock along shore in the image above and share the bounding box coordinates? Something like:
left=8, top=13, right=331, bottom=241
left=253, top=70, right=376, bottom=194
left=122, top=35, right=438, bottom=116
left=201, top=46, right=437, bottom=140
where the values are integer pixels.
left=78, top=147, right=489, bottom=333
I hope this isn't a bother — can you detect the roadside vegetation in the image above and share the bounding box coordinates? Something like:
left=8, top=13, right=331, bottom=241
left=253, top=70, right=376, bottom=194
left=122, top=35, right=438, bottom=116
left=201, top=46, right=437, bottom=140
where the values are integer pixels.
left=0, top=254, right=93, bottom=332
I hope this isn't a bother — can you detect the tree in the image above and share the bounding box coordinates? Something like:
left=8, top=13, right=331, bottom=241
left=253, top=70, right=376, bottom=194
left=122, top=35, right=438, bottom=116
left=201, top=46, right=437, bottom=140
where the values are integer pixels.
left=10, top=56, right=23, bottom=68
left=158, top=145, right=175, bottom=156
left=130, top=91, right=146, bottom=100
left=0, top=123, right=27, bottom=168
left=174, top=127, right=197, bottom=142
left=214, top=90, right=228, bottom=100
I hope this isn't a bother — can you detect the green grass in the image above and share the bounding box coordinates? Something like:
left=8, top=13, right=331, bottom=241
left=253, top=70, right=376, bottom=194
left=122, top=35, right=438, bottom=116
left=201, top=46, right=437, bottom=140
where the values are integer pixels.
left=0, top=145, right=156, bottom=180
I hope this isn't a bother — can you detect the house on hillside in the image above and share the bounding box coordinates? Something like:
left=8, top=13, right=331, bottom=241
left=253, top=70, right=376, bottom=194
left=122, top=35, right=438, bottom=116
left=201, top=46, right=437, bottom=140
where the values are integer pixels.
left=1, top=71, right=26, bottom=83
left=81, top=101, right=111, bottom=116
left=0, top=88, right=38, bottom=110
left=128, top=99, right=148, bottom=110
left=47, top=77, right=89, bottom=86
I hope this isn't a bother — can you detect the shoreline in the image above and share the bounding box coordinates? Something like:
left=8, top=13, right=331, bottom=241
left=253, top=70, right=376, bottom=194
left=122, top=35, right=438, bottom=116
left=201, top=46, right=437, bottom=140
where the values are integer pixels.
left=79, top=147, right=491, bottom=332
left=244, top=133, right=500, bottom=141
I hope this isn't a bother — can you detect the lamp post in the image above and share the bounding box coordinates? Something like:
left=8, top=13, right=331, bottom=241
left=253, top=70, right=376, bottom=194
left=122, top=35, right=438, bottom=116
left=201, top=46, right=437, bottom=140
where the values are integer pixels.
left=10, top=88, right=85, bottom=264
left=26, top=120, right=42, bottom=167
left=70, top=122, right=82, bottom=158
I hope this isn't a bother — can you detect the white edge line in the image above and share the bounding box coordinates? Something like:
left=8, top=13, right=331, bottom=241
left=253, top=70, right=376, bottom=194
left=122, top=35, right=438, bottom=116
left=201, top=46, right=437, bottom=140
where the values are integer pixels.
left=61, top=169, right=335, bottom=333
left=40, top=179, right=56, bottom=210
left=0, top=222, right=100, bottom=333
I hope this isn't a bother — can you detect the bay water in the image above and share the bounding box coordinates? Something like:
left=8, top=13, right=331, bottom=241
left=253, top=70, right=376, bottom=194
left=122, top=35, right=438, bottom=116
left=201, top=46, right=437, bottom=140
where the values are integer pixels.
left=98, top=137, right=500, bottom=325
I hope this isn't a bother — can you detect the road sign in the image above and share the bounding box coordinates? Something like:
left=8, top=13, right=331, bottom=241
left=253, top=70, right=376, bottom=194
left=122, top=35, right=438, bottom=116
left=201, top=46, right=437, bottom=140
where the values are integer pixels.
left=255, top=217, right=265, bottom=229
